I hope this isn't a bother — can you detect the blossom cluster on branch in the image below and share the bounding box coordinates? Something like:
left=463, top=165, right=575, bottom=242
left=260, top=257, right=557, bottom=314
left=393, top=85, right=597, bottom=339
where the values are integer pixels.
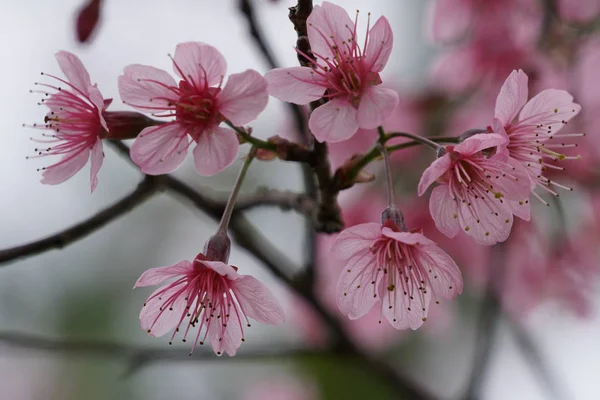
left=18, top=0, right=598, bottom=368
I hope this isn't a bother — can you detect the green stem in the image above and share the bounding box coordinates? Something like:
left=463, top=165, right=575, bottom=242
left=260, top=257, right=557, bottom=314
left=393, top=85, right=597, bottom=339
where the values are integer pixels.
left=217, top=147, right=258, bottom=234
left=377, top=142, right=395, bottom=206
left=225, top=121, right=277, bottom=151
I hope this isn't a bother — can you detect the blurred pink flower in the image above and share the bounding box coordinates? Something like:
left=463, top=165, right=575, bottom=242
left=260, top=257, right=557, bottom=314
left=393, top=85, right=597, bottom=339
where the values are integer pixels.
left=119, top=41, right=268, bottom=176
left=491, top=70, right=582, bottom=204
left=418, top=134, right=531, bottom=245
left=332, top=218, right=462, bottom=330
left=134, top=253, right=284, bottom=356
left=557, top=0, right=600, bottom=22
left=265, top=1, right=398, bottom=142
left=245, top=376, right=318, bottom=400
left=29, top=51, right=108, bottom=192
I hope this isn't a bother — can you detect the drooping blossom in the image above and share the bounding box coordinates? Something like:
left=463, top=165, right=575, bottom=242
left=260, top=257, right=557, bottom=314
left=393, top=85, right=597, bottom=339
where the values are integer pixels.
left=118, top=41, right=268, bottom=176
left=332, top=208, right=463, bottom=330
left=265, top=1, right=399, bottom=143
left=418, top=133, right=531, bottom=245
left=134, top=252, right=284, bottom=356
left=490, top=70, right=582, bottom=204
left=29, top=51, right=108, bottom=192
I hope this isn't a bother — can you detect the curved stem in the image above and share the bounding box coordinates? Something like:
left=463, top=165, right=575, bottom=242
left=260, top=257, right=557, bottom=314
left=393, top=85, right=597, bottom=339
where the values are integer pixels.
left=377, top=142, right=395, bottom=206
left=217, top=147, right=258, bottom=234
left=225, top=121, right=277, bottom=151
left=386, top=131, right=443, bottom=151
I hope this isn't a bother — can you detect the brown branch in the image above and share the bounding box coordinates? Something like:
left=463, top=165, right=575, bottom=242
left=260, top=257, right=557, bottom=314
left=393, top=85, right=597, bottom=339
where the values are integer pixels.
left=233, top=188, right=316, bottom=216
left=0, top=175, right=163, bottom=265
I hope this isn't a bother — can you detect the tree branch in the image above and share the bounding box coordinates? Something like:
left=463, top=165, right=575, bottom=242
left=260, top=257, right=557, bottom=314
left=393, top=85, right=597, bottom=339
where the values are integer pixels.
left=0, top=175, right=163, bottom=265
left=233, top=188, right=315, bottom=216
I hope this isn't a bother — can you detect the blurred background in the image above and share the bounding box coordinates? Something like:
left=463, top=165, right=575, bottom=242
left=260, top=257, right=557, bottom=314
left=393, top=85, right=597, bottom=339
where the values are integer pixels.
left=0, top=0, right=599, bottom=399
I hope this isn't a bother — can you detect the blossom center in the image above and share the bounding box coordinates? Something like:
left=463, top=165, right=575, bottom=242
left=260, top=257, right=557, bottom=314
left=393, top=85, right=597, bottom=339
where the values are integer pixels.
left=174, top=82, right=222, bottom=134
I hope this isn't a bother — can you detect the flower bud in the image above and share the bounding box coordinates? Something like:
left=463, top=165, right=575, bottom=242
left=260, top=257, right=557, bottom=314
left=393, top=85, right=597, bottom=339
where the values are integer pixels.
left=381, top=204, right=406, bottom=231
left=203, top=232, right=231, bottom=263
left=101, top=111, right=160, bottom=140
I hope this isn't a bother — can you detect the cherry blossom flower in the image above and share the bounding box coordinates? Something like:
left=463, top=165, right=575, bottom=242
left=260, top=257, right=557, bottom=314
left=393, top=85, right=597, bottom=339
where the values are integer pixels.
left=265, top=1, right=399, bottom=142
left=332, top=215, right=462, bottom=330
left=118, top=41, right=268, bottom=176
left=558, top=0, right=600, bottom=22
left=418, top=133, right=531, bottom=245
left=490, top=70, right=582, bottom=204
left=28, top=51, right=108, bottom=192
left=135, top=252, right=284, bottom=356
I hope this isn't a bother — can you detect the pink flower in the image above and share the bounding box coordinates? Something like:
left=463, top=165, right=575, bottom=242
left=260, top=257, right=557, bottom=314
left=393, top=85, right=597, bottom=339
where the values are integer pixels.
left=558, top=0, right=600, bottom=22
left=134, top=253, right=284, bottom=356
left=29, top=51, right=108, bottom=192
left=332, top=220, right=462, bottom=330
left=490, top=70, right=582, bottom=204
left=265, top=1, right=399, bottom=142
left=118, top=41, right=268, bottom=176
left=418, top=133, right=531, bottom=245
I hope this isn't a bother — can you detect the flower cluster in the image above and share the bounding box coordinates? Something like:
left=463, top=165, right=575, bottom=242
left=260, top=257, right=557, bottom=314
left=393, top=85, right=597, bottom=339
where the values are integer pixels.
left=23, top=0, right=591, bottom=356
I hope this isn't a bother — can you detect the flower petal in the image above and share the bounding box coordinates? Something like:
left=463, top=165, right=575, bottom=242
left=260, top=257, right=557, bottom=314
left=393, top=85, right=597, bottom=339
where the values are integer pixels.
left=518, top=89, right=581, bottom=136
left=364, top=16, right=393, bottom=72
left=495, top=69, right=529, bottom=126
left=193, top=126, right=239, bottom=176
left=173, top=42, right=227, bottom=88
left=309, top=98, right=359, bottom=143
left=55, top=51, right=92, bottom=96
left=427, top=0, right=472, bottom=43
left=210, top=312, right=243, bottom=356
left=140, top=284, right=188, bottom=337
left=41, top=148, right=90, bottom=186
left=130, top=123, right=189, bottom=175
left=331, top=222, right=381, bottom=261
left=417, top=154, right=452, bottom=196
left=89, top=138, right=103, bottom=192
left=219, top=69, right=268, bottom=126
left=264, top=67, right=326, bottom=104
left=118, top=64, right=178, bottom=112
left=336, top=250, right=380, bottom=319
left=233, top=275, right=285, bottom=325
left=453, top=133, right=507, bottom=156
left=429, top=185, right=461, bottom=238
left=201, top=260, right=240, bottom=280
left=134, top=261, right=193, bottom=288
left=417, top=245, right=463, bottom=299
left=381, top=229, right=437, bottom=247
left=356, top=86, right=399, bottom=129
left=381, top=273, right=431, bottom=330
left=307, top=2, right=355, bottom=62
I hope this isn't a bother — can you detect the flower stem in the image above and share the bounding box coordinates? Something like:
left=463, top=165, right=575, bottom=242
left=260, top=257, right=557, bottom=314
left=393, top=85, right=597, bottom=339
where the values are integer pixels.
left=217, top=147, right=258, bottom=234
left=385, top=131, right=443, bottom=151
left=225, top=121, right=277, bottom=151
left=377, top=142, right=395, bottom=206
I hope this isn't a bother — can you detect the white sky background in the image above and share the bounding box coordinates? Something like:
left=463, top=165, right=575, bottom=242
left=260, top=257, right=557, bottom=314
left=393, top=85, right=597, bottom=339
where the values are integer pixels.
left=0, top=0, right=598, bottom=399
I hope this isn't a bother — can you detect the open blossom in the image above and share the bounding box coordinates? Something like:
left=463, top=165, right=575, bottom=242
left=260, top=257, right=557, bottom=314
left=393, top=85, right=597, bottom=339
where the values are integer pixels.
left=418, top=134, right=531, bottom=245
left=332, top=215, right=462, bottom=330
left=490, top=70, right=582, bottom=204
left=134, top=252, right=284, bottom=356
left=118, top=41, right=268, bottom=176
left=29, top=51, right=108, bottom=192
left=265, top=1, right=399, bottom=142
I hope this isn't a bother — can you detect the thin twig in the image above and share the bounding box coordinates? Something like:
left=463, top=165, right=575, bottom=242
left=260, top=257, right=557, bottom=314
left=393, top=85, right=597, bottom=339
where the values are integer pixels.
left=234, top=189, right=316, bottom=216
left=0, top=176, right=162, bottom=265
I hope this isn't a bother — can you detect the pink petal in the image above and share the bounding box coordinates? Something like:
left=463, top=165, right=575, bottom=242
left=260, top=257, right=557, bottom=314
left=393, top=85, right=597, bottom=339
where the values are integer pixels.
left=173, top=42, right=227, bottom=88
left=417, top=153, right=452, bottom=196
left=381, top=275, right=431, bottom=330
left=118, top=64, right=178, bottom=112
left=364, top=16, right=393, bottom=73
left=507, top=199, right=531, bottom=221
left=331, top=222, right=381, bottom=261
left=55, top=51, right=92, bottom=96
left=88, top=86, right=108, bottom=130
left=130, top=123, right=189, bottom=175
left=336, top=250, right=380, bottom=319
left=427, top=0, right=472, bottom=43
left=417, top=245, right=463, bottom=299
left=210, top=312, right=243, bottom=356
left=309, top=98, right=359, bottom=143
left=264, top=67, right=326, bottom=104
left=193, top=126, right=239, bottom=176
left=558, top=0, right=600, bottom=22
left=453, top=133, right=507, bottom=156
left=233, top=275, right=285, bottom=325
left=489, top=118, right=510, bottom=158
left=495, top=69, right=529, bottom=126
left=307, top=2, right=355, bottom=62
left=219, top=69, right=268, bottom=126
left=430, top=46, right=476, bottom=93
left=356, top=86, right=399, bottom=129
left=381, top=229, right=436, bottom=247
left=201, top=260, right=240, bottom=280
left=457, top=199, right=513, bottom=245
left=41, top=148, right=91, bottom=186
left=429, top=185, right=461, bottom=238
left=140, top=285, right=188, bottom=337
left=134, top=260, right=192, bottom=288
left=89, top=138, right=103, bottom=192
left=485, top=157, right=532, bottom=200
left=518, top=89, right=581, bottom=135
